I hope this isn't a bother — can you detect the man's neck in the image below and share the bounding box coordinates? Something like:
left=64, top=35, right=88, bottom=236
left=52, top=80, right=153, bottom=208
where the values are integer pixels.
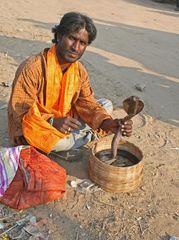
left=55, top=46, right=71, bottom=73
left=60, top=62, right=71, bottom=73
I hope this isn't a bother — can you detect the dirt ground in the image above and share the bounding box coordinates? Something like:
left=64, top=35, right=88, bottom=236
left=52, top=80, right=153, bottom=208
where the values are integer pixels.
left=0, top=0, right=179, bottom=239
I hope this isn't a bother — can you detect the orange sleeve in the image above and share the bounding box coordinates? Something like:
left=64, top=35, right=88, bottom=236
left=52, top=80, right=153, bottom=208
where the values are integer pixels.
left=73, top=63, right=111, bottom=130
left=8, top=54, right=45, bottom=145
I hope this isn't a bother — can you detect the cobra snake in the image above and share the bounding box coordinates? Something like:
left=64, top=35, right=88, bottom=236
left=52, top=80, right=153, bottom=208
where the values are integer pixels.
left=110, top=96, right=144, bottom=164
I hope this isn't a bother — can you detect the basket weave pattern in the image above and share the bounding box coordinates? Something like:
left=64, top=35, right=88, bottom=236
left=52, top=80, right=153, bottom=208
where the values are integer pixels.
left=89, top=137, right=144, bottom=192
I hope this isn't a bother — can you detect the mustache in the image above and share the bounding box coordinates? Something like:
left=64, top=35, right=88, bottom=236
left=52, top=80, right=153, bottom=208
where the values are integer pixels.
left=67, top=50, right=78, bottom=55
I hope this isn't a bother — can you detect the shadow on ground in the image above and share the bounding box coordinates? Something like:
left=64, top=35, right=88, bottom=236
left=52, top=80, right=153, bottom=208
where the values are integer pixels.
left=49, top=147, right=90, bottom=179
left=126, top=0, right=177, bottom=12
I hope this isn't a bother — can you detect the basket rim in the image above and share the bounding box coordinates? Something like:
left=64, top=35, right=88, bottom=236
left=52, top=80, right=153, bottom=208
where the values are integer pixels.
left=90, top=138, right=143, bottom=170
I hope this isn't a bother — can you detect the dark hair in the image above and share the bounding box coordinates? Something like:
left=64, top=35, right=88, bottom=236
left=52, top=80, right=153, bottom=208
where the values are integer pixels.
left=52, top=12, right=97, bottom=45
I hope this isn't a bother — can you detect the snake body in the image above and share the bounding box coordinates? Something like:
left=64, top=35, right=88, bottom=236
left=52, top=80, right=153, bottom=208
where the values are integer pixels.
left=111, top=96, right=144, bottom=163
left=111, top=126, right=121, bottom=159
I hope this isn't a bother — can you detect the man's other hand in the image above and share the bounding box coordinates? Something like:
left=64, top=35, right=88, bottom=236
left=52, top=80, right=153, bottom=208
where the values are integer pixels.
left=100, top=118, right=133, bottom=137
left=53, top=116, right=81, bottom=134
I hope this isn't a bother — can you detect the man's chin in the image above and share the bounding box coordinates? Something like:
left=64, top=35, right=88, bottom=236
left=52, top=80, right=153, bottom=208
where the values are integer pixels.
left=65, top=56, right=79, bottom=63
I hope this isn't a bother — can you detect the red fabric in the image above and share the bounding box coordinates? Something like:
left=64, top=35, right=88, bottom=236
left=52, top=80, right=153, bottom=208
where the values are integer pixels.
left=0, top=147, right=66, bottom=210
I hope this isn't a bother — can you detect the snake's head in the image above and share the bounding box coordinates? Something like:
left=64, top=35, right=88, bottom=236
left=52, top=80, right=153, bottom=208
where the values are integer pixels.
left=123, top=96, right=144, bottom=116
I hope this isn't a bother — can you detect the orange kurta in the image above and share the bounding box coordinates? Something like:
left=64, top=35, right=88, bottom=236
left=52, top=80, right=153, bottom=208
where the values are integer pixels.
left=8, top=47, right=111, bottom=152
left=22, top=45, right=79, bottom=152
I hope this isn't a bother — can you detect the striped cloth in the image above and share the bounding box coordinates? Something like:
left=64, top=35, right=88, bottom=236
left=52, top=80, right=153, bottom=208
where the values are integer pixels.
left=0, top=146, right=22, bottom=197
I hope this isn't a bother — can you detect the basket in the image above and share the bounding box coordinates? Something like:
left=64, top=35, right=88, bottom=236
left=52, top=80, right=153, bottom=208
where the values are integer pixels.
left=88, top=136, right=144, bottom=192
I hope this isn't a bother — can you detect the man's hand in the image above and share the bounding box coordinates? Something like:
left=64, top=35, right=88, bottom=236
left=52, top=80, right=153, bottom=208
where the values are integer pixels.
left=53, top=116, right=81, bottom=134
left=100, top=118, right=133, bottom=137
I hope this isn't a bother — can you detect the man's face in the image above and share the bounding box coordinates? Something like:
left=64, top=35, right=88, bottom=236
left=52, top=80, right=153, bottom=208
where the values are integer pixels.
left=56, top=28, right=89, bottom=64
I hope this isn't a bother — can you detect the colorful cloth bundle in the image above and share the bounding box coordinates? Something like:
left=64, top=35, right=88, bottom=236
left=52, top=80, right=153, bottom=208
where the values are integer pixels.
left=0, top=146, right=66, bottom=210
left=0, top=146, right=22, bottom=197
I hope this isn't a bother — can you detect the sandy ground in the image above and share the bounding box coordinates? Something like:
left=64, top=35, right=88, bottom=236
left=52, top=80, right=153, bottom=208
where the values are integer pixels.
left=0, top=0, right=179, bottom=239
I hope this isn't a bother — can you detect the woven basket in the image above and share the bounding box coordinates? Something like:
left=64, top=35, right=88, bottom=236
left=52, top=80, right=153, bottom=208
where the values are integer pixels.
left=89, top=136, right=144, bottom=192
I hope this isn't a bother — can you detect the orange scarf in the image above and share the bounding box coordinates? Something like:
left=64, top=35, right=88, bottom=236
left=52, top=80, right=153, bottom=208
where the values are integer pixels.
left=22, top=45, right=79, bottom=153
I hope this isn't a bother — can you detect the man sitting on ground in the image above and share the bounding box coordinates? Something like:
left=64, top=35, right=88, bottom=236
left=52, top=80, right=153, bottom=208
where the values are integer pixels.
left=8, top=12, right=133, bottom=155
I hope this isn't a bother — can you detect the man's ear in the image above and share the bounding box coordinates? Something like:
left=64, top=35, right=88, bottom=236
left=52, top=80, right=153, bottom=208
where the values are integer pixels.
left=57, top=33, right=62, bottom=42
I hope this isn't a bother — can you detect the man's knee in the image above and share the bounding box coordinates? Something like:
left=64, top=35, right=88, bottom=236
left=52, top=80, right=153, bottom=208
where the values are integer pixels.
left=52, top=134, right=75, bottom=152
left=97, top=98, right=113, bottom=114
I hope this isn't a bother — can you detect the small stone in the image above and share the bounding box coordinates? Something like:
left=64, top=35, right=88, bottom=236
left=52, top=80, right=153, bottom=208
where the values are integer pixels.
left=135, top=83, right=146, bottom=92
left=86, top=204, right=91, bottom=210
left=70, top=180, right=78, bottom=188
left=4, top=52, right=8, bottom=57
left=1, top=81, right=12, bottom=87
